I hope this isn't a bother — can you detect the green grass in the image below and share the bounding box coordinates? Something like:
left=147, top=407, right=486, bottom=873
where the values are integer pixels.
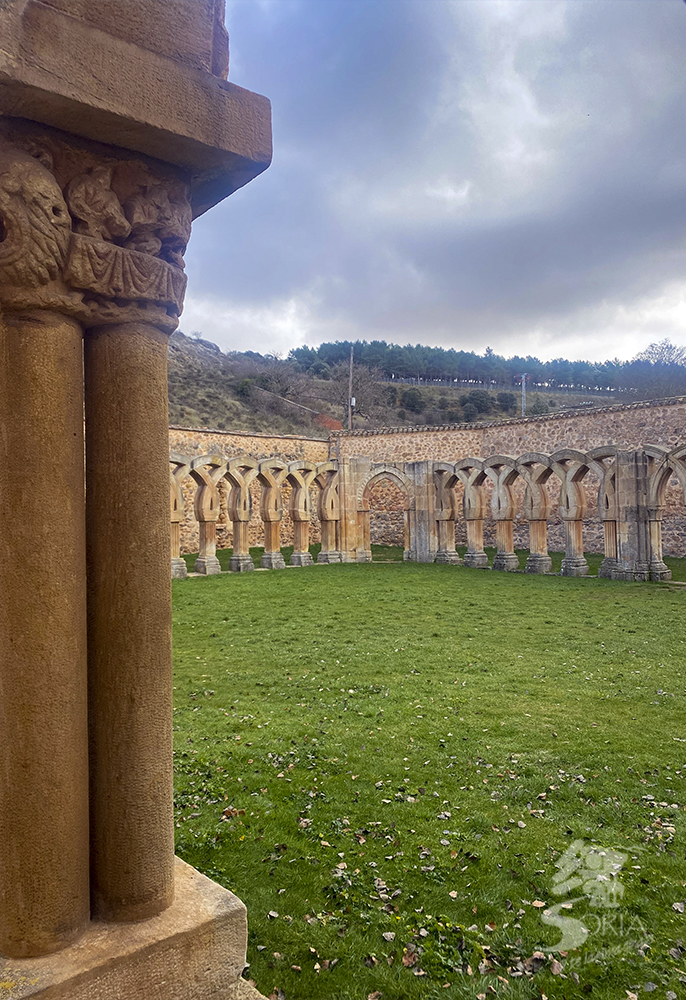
left=173, top=561, right=686, bottom=1000
left=183, top=545, right=686, bottom=580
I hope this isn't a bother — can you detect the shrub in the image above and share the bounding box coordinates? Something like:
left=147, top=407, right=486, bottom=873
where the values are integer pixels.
left=497, top=391, right=516, bottom=411
left=462, top=402, right=479, bottom=421
left=400, top=387, right=424, bottom=413
left=528, top=394, right=549, bottom=415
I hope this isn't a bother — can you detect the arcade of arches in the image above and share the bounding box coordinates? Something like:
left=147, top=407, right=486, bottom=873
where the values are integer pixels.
left=169, top=396, right=686, bottom=582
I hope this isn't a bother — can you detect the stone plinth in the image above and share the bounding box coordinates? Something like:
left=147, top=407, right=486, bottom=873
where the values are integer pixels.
left=0, top=859, right=248, bottom=1000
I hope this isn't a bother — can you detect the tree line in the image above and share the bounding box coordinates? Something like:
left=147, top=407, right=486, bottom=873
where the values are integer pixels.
left=287, top=339, right=686, bottom=398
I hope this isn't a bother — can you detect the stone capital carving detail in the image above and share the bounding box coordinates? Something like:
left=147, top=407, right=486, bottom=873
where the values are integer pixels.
left=0, top=130, right=191, bottom=331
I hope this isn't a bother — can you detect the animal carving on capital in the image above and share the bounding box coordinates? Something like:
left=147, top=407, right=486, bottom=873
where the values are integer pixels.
left=0, top=129, right=191, bottom=327
left=0, top=145, right=72, bottom=295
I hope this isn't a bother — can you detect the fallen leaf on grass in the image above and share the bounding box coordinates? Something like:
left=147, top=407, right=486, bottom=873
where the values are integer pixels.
left=402, top=950, right=419, bottom=968
left=367, top=992, right=383, bottom=1000
left=550, top=959, right=563, bottom=975
left=290, top=965, right=301, bottom=972
left=532, top=900, right=546, bottom=908
left=382, top=931, right=395, bottom=941
left=673, top=902, right=685, bottom=913
left=448, top=890, right=458, bottom=899
left=267, top=910, right=279, bottom=919
left=364, top=955, right=379, bottom=967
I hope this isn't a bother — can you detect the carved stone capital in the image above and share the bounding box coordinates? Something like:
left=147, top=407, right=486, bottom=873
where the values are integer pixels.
left=0, top=125, right=191, bottom=332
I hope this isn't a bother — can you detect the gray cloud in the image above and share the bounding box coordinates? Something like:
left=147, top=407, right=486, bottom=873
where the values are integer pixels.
left=183, top=0, right=686, bottom=360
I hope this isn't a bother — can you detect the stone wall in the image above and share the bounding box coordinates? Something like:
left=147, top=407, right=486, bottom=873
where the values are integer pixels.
left=169, top=425, right=329, bottom=463
left=332, top=396, right=686, bottom=462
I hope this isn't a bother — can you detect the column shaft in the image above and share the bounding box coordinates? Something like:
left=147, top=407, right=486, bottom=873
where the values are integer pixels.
left=195, top=521, right=221, bottom=574
left=561, top=520, right=588, bottom=576
left=261, top=520, right=285, bottom=569
left=291, top=520, right=313, bottom=566
left=85, top=322, right=174, bottom=922
left=229, top=519, right=254, bottom=571
left=463, top=519, right=489, bottom=568
left=525, top=520, right=552, bottom=573
left=0, top=310, right=89, bottom=957
left=492, top=520, right=519, bottom=571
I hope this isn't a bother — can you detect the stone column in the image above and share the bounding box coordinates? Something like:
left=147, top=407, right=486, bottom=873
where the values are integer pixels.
left=289, top=482, right=314, bottom=566
left=405, top=461, right=436, bottom=562
left=194, top=479, right=222, bottom=575
left=522, top=475, right=552, bottom=574
left=357, top=508, right=373, bottom=562
left=525, top=520, right=553, bottom=574
left=462, top=479, right=489, bottom=568
left=228, top=477, right=255, bottom=572
left=259, top=471, right=286, bottom=569
left=598, top=519, right=618, bottom=578
left=85, top=319, right=175, bottom=921
left=492, top=518, right=519, bottom=571
left=0, top=147, right=90, bottom=958
left=559, top=478, right=589, bottom=577
left=170, top=473, right=188, bottom=580
left=464, top=518, right=489, bottom=567
left=608, top=451, right=651, bottom=582
left=434, top=468, right=461, bottom=565
left=317, top=475, right=342, bottom=563
left=648, top=515, right=671, bottom=581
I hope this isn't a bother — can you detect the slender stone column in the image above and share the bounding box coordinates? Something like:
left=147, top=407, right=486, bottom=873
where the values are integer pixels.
left=229, top=519, right=254, bottom=571
left=195, top=520, right=222, bottom=574
left=492, top=519, right=520, bottom=571
left=525, top=519, right=553, bottom=574
left=261, top=520, right=285, bottom=569
left=194, top=479, right=222, bottom=574
left=170, top=478, right=188, bottom=580
left=85, top=320, right=174, bottom=922
left=435, top=516, right=461, bottom=564
left=317, top=518, right=341, bottom=562
left=357, top=509, right=373, bottom=562
left=463, top=519, right=489, bottom=568
left=598, top=520, right=618, bottom=578
left=560, top=519, right=589, bottom=576
left=648, top=516, right=671, bottom=582
left=0, top=308, right=90, bottom=957
left=291, top=516, right=314, bottom=566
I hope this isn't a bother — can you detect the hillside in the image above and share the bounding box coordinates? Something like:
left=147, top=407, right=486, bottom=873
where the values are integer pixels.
left=167, top=332, right=686, bottom=436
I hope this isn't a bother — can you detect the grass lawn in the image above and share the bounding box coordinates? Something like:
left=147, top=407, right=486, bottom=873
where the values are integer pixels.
left=173, top=556, right=686, bottom=1000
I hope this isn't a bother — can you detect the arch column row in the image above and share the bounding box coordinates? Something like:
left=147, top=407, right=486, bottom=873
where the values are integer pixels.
left=170, top=456, right=342, bottom=574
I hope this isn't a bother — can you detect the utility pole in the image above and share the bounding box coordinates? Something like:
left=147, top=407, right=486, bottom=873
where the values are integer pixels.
left=348, top=344, right=354, bottom=430
left=520, top=373, right=529, bottom=417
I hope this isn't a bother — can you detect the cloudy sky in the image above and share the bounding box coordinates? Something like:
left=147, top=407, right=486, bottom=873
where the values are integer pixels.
left=182, top=0, right=686, bottom=363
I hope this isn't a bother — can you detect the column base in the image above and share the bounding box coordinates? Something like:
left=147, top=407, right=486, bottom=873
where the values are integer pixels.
left=317, top=550, right=342, bottom=564
left=171, top=557, right=188, bottom=580
left=463, top=552, right=490, bottom=569
left=260, top=552, right=285, bottom=570
left=649, top=561, right=672, bottom=582
left=356, top=550, right=373, bottom=563
left=0, top=858, right=266, bottom=1000
left=229, top=555, right=254, bottom=573
left=194, top=556, right=222, bottom=575
left=561, top=556, right=589, bottom=577
left=610, top=563, right=651, bottom=582
left=435, top=550, right=462, bottom=565
left=598, top=557, right=617, bottom=579
left=289, top=551, right=314, bottom=567
left=525, top=554, right=553, bottom=574
left=492, top=552, right=520, bottom=572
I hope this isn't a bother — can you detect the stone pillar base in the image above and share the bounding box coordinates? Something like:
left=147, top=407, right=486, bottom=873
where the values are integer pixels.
left=260, top=552, right=286, bottom=570
left=561, top=556, right=589, bottom=577
left=435, top=551, right=462, bottom=565
left=317, top=550, right=341, bottom=564
left=194, top=556, right=222, bottom=575
left=171, top=557, right=188, bottom=580
left=649, top=562, right=672, bottom=582
left=229, top=555, right=254, bottom=573
left=0, top=858, right=265, bottom=1000
left=463, top=552, right=489, bottom=569
left=610, top=566, right=650, bottom=582
left=289, top=552, right=314, bottom=567
left=356, top=550, right=373, bottom=563
left=492, top=553, right=520, bottom=572
left=525, top=554, right=553, bottom=574
left=598, top=557, right=617, bottom=579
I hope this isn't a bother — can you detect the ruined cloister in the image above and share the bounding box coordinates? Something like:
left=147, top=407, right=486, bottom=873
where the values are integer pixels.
left=169, top=397, right=686, bottom=584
